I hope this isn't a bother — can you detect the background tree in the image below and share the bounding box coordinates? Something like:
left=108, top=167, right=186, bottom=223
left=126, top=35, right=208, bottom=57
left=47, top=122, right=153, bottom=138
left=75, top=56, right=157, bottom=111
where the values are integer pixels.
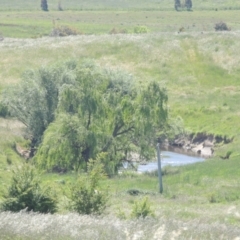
left=41, top=0, right=48, bottom=11
left=174, top=0, right=181, bottom=11
left=35, top=60, right=168, bottom=173
left=185, top=0, right=192, bottom=11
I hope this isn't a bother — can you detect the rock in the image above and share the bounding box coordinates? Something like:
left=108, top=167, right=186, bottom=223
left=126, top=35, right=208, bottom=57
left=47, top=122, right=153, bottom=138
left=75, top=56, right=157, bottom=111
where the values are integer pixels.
left=203, top=140, right=214, bottom=147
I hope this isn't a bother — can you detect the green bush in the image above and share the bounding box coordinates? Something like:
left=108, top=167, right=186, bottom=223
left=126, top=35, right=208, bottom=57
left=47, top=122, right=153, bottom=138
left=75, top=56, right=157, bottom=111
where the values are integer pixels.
left=134, top=26, right=149, bottom=34
left=69, top=154, right=108, bottom=215
left=131, top=197, right=155, bottom=218
left=1, top=164, right=57, bottom=213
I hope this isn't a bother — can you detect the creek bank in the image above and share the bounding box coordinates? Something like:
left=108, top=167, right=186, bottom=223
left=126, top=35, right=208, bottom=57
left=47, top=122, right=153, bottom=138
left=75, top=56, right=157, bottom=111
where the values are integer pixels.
left=164, top=133, right=233, bottom=158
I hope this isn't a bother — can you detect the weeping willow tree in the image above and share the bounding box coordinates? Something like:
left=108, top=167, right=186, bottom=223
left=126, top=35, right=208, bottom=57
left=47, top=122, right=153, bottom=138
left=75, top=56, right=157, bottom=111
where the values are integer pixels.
left=35, top=60, right=168, bottom=173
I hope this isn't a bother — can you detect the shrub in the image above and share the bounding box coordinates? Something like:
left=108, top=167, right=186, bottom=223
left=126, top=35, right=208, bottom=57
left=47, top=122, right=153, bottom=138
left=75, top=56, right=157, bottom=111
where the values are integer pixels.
left=215, top=22, right=231, bottom=31
left=50, top=25, right=81, bottom=37
left=1, top=164, right=57, bottom=213
left=131, top=197, right=155, bottom=218
left=134, top=26, right=149, bottom=34
left=109, top=28, right=128, bottom=34
left=69, top=154, right=108, bottom=215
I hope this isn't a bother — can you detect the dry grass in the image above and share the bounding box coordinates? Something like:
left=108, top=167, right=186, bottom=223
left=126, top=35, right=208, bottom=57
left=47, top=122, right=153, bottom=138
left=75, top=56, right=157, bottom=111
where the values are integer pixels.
left=0, top=211, right=240, bottom=240
left=1, top=31, right=240, bottom=85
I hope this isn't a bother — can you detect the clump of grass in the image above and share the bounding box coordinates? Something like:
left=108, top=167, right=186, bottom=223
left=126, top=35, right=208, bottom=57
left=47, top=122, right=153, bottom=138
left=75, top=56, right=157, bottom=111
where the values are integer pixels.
left=134, top=25, right=149, bottom=33
left=50, top=25, right=82, bottom=37
left=131, top=196, right=155, bottom=218
left=109, top=28, right=128, bottom=34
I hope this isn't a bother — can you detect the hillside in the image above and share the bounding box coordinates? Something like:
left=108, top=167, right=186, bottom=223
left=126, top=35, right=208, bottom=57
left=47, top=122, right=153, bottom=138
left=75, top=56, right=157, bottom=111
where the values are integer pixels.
left=0, top=5, right=240, bottom=239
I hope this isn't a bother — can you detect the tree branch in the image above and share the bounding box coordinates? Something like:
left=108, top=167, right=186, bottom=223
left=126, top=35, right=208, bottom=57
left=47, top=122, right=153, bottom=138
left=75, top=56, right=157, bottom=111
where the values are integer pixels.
left=115, top=126, right=134, bottom=136
left=112, top=122, right=124, bottom=137
left=86, top=111, right=91, bottom=129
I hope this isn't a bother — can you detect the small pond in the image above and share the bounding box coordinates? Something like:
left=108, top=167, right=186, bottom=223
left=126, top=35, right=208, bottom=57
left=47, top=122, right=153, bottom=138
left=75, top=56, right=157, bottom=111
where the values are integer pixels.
left=137, top=151, right=205, bottom=173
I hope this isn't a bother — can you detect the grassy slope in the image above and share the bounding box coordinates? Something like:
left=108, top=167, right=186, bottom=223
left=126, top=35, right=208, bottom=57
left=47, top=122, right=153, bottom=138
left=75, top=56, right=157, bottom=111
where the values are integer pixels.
left=1, top=33, right=240, bottom=137
left=0, top=5, right=240, bottom=235
left=0, top=10, right=239, bottom=38
left=1, top=32, right=240, bottom=219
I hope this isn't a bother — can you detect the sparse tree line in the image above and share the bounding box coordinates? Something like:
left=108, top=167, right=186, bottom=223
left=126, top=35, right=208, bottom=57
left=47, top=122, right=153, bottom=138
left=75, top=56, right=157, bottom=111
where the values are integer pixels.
left=175, top=0, right=192, bottom=11
left=41, top=0, right=193, bottom=12
left=41, top=0, right=63, bottom=11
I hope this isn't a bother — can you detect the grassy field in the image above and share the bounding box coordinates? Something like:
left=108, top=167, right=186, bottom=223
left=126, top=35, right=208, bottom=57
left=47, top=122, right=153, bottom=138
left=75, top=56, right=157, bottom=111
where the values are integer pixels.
left=0, top=2, right=240, bottom=238
left=1, top=0, right=240, bottom=11
left=0, top=10, right=240, bottom=38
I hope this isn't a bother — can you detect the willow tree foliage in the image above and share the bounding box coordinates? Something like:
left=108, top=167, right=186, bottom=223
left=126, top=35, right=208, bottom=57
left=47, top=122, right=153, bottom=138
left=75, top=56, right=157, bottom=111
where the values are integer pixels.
left=3, top=60, right=77, bottom=155
left=35, top=60, right=168, bottom=173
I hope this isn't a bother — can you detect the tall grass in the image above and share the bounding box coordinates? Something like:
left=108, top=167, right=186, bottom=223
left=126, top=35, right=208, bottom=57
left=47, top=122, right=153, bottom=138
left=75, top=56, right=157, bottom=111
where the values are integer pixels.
left=0, top=211, right=239, bottom=239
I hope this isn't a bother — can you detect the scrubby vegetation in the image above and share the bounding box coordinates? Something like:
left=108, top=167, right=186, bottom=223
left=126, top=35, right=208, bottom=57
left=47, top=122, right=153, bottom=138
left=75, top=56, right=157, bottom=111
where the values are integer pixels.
left=50, top=25, right=81, bottom=37
left=1, top=164, right=57, bottom=213
left=68, top=155, right=109, bottom=215
left=214, top=21, right=231, bottom=31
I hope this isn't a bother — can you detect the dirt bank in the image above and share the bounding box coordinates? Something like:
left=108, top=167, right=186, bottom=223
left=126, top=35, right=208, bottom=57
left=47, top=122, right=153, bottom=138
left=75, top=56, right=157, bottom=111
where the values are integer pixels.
left=164, top=133, right=233, bottom=158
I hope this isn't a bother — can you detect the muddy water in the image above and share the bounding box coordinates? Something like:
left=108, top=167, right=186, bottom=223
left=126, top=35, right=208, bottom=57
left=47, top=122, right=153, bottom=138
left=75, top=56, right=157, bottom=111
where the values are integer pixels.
left=137, top=151, right=204, bottom=173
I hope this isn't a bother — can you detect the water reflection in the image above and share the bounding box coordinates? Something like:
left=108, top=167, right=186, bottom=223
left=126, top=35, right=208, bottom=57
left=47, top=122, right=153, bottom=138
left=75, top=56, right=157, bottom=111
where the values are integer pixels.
left=137, top=151, right=204, bottom=173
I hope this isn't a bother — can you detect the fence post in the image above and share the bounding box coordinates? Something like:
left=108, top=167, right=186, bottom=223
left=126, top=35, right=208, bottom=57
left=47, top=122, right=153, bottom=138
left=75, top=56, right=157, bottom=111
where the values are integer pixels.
left=157, top=143, right=163, bottom=193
